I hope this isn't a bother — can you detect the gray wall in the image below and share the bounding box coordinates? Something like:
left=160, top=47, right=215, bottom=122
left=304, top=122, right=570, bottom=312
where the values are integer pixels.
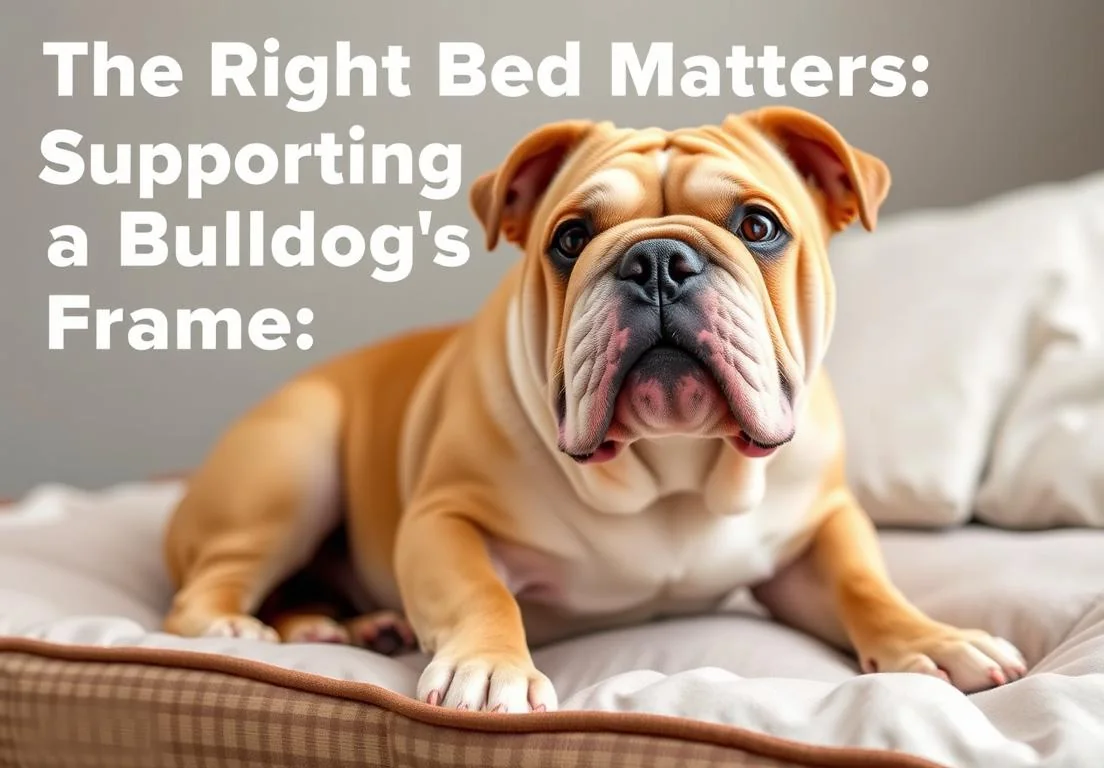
left=3, top=0, right=1103, bottom=496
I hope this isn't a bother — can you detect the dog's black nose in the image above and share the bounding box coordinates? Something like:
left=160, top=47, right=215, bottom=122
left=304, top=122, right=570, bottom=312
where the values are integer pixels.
left=618, top=238, right=705, bottom=303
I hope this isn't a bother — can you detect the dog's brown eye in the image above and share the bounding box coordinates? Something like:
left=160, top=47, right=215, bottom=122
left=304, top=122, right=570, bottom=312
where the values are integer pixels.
left=551, top=219, right=592, bottom=260
left=739, top=211, right=778, bottom=243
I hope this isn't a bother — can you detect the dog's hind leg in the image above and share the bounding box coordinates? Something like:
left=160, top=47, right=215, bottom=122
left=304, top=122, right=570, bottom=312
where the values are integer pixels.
left=162, top=375, right=345, bottom=641
left=257, top=525, right=360, bottom=645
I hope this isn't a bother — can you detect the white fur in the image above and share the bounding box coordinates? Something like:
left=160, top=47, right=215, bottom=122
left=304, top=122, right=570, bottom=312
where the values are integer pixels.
left=654, top=148, right=671, bottom=178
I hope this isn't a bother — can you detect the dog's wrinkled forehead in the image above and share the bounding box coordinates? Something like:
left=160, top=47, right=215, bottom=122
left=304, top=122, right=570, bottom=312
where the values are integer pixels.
left=544, top=143, right=663, bottom=229
left=469, top=109, right=890, bottom=258
left=541, top=128, right=813, bottom=246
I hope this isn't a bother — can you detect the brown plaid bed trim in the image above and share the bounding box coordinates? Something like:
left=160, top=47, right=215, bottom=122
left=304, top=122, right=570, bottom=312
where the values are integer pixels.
left=0, top=639, right=948, bottom=768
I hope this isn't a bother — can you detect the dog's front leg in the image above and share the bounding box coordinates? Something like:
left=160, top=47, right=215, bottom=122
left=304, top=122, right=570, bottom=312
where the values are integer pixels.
left=395, top=500, right=556, bottom=713
left=753, top=482, right=1027, bottom=693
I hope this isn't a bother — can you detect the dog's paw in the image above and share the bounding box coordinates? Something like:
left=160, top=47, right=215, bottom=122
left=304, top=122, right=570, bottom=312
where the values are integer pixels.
left=418, top=652, right=557, bottom=713
left=200, top=615, right=281, bottom=643
left=344, top=611, right=417, bottom=655
left=859, top=625, right=1028, bottom=693
left=273, top=614, right=352, bottom=644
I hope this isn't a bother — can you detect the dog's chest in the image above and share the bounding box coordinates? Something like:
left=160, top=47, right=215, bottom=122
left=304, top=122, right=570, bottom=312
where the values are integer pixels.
left=488, top=483, right=819, bottom=622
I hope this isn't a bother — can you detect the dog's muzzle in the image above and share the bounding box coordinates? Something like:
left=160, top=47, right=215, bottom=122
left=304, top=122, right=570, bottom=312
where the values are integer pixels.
left=557, top=232, right=795, bottom=464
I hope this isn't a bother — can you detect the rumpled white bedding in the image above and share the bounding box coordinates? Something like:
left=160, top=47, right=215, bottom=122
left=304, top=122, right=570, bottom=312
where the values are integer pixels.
left=2, top=481, right=1103, bottom=768
left=826, top=170, right=1104, bottom=530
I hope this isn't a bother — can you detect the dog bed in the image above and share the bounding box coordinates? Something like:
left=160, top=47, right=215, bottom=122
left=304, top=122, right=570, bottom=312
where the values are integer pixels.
left=2, top=479, right=1104, bottom=768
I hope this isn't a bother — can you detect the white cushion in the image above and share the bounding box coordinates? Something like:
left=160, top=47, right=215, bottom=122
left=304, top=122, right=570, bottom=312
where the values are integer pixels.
left=826, top=171, right=1104, bottom=526
left=975, top=346, right=1104, bottom=528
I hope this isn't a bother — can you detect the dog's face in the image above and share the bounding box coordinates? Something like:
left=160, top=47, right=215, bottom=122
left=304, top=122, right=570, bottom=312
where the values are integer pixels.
left=472, top=108, right=890, bottom=465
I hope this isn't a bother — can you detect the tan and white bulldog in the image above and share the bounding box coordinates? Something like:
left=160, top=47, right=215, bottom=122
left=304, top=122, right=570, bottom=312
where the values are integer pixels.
left=162, top=107, right=1027, bottom=713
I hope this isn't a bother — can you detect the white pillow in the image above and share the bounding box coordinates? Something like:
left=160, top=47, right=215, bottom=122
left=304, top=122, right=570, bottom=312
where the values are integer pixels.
left=825, top=171, right=1104, bottom=527
left=973, top=194, right=1104, bottom=528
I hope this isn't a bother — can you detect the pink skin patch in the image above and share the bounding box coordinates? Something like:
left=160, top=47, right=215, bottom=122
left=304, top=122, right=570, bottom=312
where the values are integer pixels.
left=694, top=290, right=763, bottom=399
left=730, top=432, right=779, bottom=458
left=589, top=318, right=632, bottom=439
left=561, top=309, right=632, bottom=461
left=612, top=366, right=727, bottom=435
left=574, top=441, right=621, bottom=464
left=694, top=288, right=794, bottom=449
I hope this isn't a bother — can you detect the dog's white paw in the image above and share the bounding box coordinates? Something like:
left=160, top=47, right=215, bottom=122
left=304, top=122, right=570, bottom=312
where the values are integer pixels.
left=860, top=626, right=1028, bottom=693
left=418, top=652, right=557, bottom=713
left=201, top=615, right=281, bottom=643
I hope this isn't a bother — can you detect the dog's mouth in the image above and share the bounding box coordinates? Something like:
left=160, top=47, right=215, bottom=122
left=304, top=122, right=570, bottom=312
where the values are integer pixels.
left=557, top=338, right=794, bottom=465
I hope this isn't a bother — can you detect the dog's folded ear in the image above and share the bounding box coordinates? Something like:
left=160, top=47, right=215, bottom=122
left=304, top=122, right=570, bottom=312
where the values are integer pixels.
left=470, top=120, right=595, bottom=251
left=737, top=107, right=891, bottom=233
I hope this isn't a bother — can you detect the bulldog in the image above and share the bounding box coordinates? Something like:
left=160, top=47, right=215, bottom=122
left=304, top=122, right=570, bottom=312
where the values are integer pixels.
left=162, top=107, right=1027, bottom=713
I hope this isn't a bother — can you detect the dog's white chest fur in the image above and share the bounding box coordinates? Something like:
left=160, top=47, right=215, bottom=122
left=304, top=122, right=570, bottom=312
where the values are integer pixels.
left=486, top=437, right=829, bottom=642
left=493, top=495, right=804, bottom=606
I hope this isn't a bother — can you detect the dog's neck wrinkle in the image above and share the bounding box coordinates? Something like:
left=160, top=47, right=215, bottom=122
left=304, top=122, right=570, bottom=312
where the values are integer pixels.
left=627, top=436, right=724, bottom=497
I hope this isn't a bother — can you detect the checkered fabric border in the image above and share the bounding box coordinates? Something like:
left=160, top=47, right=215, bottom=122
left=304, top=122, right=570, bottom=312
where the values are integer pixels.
left=0, top=641, right=947, bottom=768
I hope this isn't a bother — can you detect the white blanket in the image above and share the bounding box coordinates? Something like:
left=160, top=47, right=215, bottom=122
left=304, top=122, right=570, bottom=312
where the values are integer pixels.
left=2, top=481, right=1102, bottom=768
